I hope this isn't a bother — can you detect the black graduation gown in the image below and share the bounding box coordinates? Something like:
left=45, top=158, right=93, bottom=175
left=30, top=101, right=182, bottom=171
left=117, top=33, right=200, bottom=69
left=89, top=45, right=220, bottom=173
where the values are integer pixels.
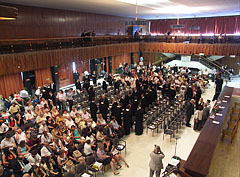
left=111, top=101, right=118, bottom=117
left=115, top=106, right=123, bottom=126
left=123, top=109, right=132, bottom=135
left=102, top=81, right=107, bottom=92
left=131, top=99, right=138, bottom=116
left=90, top=101, right=98, bottom=122
left=135, top=108, right=144, bottom=135
left=75, top=81, right=82, bottom=90
left=98, top=98, right=109, bottom=121
left=88, top=89, right=95, bottom=101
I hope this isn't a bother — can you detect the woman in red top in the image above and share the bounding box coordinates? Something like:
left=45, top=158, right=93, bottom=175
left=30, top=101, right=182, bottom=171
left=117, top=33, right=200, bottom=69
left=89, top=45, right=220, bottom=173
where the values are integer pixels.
left=8, top=116, right=17, bottom=131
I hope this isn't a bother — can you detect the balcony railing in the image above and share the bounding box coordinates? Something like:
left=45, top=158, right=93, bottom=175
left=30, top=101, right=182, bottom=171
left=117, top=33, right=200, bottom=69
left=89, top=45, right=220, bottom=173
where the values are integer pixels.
left=0, top=35, right=239, bottom=54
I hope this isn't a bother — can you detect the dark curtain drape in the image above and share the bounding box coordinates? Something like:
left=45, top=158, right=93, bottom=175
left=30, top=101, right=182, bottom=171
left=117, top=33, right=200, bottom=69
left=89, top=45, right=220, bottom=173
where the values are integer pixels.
left=150, top=16, right=240, bottom=34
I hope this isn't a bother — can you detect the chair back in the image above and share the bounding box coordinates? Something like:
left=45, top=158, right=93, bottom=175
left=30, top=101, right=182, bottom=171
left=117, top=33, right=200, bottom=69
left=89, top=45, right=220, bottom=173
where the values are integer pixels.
left=75, top=164, right=86, bottom=174
left=86, top=155, right=96, bottom=166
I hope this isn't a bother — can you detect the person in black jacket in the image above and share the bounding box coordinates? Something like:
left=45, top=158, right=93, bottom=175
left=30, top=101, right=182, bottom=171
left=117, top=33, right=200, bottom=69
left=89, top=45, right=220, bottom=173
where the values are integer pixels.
left=186, top=99, right=195, bottom=127
left=212, top=74, right=223, bottom=101
left=107, top=74, right=113, bottom=86
left=88, top=86, right=95, bottom=102
left=98, top=94, right=109, bottom=121
left=102, top=79, right=108, bottom=93
left=90, top=98, right=98, bottom=122
left=115, top=103, right=123, bottom=126
left=75, top=79, right=82, bottom=91
left=135, top=104, right=144, bottom=135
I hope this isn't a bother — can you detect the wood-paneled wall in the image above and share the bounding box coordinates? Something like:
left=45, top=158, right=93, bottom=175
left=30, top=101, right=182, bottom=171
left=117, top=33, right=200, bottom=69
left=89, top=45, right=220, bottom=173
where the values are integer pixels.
left=112, top=53, right=131, bottom=69
left=0, top=43, right=139, bottom=76
left=140, top=43, right=240, bottom=56
left=0, top=3, right=132, bottom=39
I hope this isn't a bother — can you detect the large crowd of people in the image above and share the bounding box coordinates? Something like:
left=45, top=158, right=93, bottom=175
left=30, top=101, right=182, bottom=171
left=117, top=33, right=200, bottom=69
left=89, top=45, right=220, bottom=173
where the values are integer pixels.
left=0, top=62, right=214, bottom=177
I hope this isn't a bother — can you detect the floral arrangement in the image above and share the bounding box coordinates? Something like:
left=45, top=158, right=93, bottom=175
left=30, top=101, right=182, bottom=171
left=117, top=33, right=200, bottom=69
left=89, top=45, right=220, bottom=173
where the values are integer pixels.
left=212, top=103, right=220, bottom=113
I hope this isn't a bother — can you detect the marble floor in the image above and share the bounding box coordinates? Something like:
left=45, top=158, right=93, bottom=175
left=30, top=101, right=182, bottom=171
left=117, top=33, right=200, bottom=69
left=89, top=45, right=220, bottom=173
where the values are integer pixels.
left=102, top=78, right=240, bottom=177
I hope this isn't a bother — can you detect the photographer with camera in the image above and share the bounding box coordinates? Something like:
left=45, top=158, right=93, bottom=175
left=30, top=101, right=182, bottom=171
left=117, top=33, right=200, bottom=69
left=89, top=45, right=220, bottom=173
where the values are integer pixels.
left=149, top=145, right=165, bottom=177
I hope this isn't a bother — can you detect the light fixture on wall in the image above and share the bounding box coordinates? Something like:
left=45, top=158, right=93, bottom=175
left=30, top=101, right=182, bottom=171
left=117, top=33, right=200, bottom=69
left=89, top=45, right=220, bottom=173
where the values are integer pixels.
left=0, top=5, right=18, bottom=20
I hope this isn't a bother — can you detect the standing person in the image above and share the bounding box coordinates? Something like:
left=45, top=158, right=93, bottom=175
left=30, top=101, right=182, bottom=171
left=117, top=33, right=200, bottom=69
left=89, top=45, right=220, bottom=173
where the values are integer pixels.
left=91, top=70, right=97, bottom=85
left=123, top=105, right=132, bottom=135
left=75, top=79, right=82, bottom=91
left=135, top=104, right=144, bottom=135
left=186, top=99, right=195, bottom=127
left=56, top=90, right=66, bottom=111
left=149, top=145, right=165, bottom=177
left=98, top=94, right=109, bottom=122
left=90, top=98, right=98, bottom=122
left=66, top=89, right=73, bottom=112
left=212, top=74, right=223, bottom=101
left=201, top=100, right=211, bottom=128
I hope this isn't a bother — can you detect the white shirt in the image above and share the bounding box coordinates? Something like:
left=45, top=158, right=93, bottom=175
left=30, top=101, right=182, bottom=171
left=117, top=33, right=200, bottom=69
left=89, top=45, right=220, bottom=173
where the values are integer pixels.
left=15, top=132, right=27, bottom=144
left=41, top=133, right=53, bottom=144
left=0, top=137, right=15, bottom=149
left=25, top=112, right=36, bottom=121
left=0, top=123, right=9, bottom=133
left=57, top=93, right=66, bottom=102
left=39, top=124, right=48, bottom=134
left=28, top=153, right=41, bottom=166
left=81, top=112, right=91, bottom=122
left=41, top=146, right=51, bottom=157
left=84, top=143, right=93, bottom=156
left=65, top=118, right=76, bottom=129
left=20, top=90, right=29, bottom=98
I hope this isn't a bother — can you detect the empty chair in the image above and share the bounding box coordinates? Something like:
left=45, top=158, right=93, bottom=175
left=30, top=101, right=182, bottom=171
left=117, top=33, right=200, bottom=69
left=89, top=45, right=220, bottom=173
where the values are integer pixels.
left=163, top=124, right=174, bottom=142
left=146, top=119, right=157, bottom=136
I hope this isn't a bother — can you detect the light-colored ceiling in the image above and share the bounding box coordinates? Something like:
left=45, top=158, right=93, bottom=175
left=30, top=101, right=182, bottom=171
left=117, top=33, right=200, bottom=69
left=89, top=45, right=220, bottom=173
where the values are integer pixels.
left=1, top=0, right=240, bottom=19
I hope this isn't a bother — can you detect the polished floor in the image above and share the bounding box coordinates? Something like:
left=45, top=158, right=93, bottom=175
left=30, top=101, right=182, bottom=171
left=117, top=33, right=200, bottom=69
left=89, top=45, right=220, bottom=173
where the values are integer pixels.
left=101, top=78, right=240, bottom=177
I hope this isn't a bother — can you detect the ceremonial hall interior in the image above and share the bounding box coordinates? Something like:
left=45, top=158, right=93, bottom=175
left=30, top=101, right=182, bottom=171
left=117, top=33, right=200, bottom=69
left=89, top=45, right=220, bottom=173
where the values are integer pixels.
left=0, top=0, right=239, bottom=177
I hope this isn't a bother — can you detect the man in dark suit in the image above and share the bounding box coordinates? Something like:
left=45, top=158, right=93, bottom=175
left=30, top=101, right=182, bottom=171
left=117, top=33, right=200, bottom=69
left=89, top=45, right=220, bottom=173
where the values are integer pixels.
left=186, top=99, right=195, bottom=127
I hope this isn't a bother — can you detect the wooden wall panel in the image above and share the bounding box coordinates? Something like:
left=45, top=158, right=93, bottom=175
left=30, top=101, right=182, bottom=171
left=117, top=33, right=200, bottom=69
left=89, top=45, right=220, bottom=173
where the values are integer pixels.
left=112, top=53, right=131, bottom=70
left=0, top=3, right=132, bottom=39
left=0, top=43, right=139, bottom=76
left=139, top=43, right=240, bottom=56
left=58, top=63, right=74, bottom=88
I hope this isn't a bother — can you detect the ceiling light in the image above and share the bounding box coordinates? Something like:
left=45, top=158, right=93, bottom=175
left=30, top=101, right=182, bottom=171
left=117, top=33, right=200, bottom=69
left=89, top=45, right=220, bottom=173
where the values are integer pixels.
left=0, top=5, right=18, bottom=20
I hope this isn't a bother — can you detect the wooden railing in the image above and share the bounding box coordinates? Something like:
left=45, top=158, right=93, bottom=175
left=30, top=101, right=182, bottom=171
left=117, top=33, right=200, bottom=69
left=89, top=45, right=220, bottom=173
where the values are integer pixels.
left=0, top=35, right=239, bottom=54
left=184, top=86, right=234, bottom=177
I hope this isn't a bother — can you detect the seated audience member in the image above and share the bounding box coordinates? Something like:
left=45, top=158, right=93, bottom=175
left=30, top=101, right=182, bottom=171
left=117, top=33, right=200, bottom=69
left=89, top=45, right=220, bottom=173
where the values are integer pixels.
left=0, top=132, right=16, bottom=150
left=17, top=140, right=34, bottom=162
left=97, top=143, right=119, bottom=175
left=83, top=139, right=95, bottom=156
left=9, top=103, right=20, bottom=115
left=15, top=128, right=27, bottom=145
left=71, top=125, right=85, bottom=144
left=81, top=109, right=92, bottom=122
left=39, top=121, right=48, bottom=134
left=25, top=109, right=36, bottom=124
left=16, top=113, right=26, bottom=128
left=8, top=116, right=17, bottom=132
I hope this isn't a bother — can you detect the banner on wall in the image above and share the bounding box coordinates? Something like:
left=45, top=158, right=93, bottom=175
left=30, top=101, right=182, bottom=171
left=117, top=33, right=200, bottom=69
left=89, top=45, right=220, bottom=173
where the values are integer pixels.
left=181, top=55, right=191, bottom=62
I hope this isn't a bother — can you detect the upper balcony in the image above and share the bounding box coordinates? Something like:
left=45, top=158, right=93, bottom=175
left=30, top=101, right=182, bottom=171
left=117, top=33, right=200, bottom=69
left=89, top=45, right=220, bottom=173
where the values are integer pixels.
left=0, top=35, right=239, bottom=54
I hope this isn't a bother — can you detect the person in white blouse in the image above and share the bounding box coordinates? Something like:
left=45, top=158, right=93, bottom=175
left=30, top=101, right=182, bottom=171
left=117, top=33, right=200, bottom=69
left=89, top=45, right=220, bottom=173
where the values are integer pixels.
left=15, top=128, right=27, bottom=144
left=56, top=90, right=66, bottom=110
left=81, top=109, right=92, bottom=122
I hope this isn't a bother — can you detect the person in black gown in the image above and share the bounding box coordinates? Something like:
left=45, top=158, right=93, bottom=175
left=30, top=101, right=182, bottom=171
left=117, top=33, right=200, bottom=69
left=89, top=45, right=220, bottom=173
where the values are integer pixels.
left=90, top=98, right=98, bottom=122
left=123, top=105, right=132, bottom=135
left=115, top=103, right=123, bottom=126
left=98, top=94, right=109, bottom=122
left=135, top=104, right=144, bottom=135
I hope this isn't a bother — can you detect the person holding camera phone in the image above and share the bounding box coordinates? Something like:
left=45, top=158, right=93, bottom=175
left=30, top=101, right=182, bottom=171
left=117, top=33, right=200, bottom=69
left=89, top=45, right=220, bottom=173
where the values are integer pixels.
left=149, top=145, right=165, bottom=177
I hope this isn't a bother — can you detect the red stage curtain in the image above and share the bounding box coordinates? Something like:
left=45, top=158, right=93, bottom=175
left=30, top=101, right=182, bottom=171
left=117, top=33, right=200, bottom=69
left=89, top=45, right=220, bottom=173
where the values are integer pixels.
left=0, top=73, right=24, bottom=98
left=35, top=67, right=52, bottom=88
left=150, top=15, right=240, bottom=34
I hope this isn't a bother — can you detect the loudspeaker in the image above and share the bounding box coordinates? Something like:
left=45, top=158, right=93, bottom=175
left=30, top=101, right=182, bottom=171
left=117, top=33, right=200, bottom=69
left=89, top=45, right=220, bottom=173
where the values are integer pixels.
left=51, top=66, right=59, bottom=92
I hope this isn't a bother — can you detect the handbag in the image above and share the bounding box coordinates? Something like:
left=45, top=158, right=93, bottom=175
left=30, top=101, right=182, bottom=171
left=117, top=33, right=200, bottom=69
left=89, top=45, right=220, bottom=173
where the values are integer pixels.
left=73, top=150, right=82, bottom=159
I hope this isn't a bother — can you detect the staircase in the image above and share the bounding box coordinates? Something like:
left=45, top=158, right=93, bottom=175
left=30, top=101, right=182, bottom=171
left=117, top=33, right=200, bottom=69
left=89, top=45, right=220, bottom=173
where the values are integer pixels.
left=199, top=56, right=231, bottom=77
